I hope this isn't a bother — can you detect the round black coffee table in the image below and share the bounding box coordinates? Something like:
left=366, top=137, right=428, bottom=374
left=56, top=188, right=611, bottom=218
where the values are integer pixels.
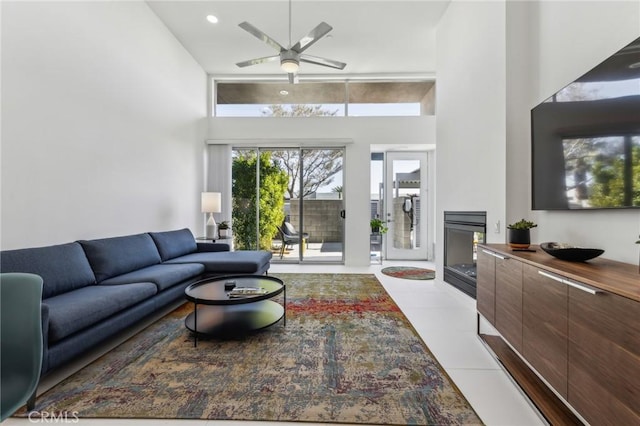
left=184, top=275, right=285, bottom=345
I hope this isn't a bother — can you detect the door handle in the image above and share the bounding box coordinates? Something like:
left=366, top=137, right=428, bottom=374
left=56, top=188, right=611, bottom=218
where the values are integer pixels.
left=340, top=210, right=345, bottom=219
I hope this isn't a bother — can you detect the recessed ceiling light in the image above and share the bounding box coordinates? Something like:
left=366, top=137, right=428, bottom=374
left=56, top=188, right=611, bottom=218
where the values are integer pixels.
left=206, top=15, right=219, bottom=24
left=279, top=90, right=289, bottom=96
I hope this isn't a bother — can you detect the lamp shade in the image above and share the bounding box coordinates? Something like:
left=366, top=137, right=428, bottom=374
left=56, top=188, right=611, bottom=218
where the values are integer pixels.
left=201, top=192, right=221, bottom=213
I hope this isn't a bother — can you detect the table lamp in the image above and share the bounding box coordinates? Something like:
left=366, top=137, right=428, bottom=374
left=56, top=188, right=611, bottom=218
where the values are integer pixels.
left=201, top=192, right=221, bottom=239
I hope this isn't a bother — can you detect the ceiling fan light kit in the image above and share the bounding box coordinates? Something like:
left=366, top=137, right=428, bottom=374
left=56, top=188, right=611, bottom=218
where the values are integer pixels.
left=281, top=59, right=299, bottom=74
left=236, top=0, right=346, bottom=82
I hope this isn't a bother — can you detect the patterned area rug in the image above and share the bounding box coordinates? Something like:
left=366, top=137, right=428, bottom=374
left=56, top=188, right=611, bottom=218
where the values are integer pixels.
left=381, top=266, right=436, bottom=280
left=24, top=274, right=480, bottom=425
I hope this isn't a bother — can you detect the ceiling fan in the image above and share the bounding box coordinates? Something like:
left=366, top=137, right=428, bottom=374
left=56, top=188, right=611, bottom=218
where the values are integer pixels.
left=236, top=0, right=346, bottom=83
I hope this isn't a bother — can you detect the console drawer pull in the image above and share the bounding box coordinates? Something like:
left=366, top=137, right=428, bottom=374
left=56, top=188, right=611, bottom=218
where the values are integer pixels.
left=538, top=270, right=564, bottom=283
left=562, top=279, right=601, bottom=295
left=538, top=270, right=602, bottom=294
left=482, top=249, right=506, bottom=260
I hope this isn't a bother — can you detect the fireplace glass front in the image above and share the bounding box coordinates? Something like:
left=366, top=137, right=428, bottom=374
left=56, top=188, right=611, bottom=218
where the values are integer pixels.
left=443, top=211, right=486, bottom=298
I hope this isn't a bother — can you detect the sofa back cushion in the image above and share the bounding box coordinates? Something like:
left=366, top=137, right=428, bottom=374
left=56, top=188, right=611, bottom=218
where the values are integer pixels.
left=149, top=228, right=197, bottom=261
left=0, top=242, right=96, bottom=299
left=79, top=233, right=161, bottom=282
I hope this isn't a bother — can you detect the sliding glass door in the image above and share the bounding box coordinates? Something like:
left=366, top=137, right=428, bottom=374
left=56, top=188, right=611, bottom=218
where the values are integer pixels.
left=231, top=147, right=345, bottom=263
left=298, top=148, right=344, bottom=263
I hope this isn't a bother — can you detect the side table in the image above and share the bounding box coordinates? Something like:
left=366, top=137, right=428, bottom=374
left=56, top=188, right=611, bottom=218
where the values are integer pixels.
left=196, top=236, right=231, bottom=243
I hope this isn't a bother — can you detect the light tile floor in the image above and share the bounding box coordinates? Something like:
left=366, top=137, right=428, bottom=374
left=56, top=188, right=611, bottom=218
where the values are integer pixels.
left=6, top=261, right=546, bottom=426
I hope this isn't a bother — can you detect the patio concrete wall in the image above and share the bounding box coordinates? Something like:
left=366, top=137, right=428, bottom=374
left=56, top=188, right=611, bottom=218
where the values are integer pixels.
left=289, top=199, right=343, bottom=243
left=392, top=199, right=412, bottom=249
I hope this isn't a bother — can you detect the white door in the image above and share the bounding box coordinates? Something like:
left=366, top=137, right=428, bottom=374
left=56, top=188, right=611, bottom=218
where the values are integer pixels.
left=384, top=151, right=430, bottom=260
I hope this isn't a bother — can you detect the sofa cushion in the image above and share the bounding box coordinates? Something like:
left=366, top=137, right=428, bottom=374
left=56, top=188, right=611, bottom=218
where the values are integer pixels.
left=149, top=228, right=197, bottom=261
left=79, top=233, right=161, bottom=282
left=99, top=263, right=204, bottom=291
left=0, top=243, right=96, bottom=298
left=45, top=282, right=157, bottom=343
left=196, top=242, right=230, bottom=252
left=164, top=250, right=272, bottom=274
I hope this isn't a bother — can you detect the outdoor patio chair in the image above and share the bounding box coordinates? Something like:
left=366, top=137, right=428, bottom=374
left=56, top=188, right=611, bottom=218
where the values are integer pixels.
left=282, top=221, right=309, bottom=249
left=276, top=225, right=301, bottom=259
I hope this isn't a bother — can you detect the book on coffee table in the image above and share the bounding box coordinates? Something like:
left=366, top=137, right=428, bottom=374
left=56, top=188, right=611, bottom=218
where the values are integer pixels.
left=228, top=287, right=268, bottom=297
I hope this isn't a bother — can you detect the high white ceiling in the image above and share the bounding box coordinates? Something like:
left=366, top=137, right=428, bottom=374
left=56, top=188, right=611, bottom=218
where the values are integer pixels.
left=146, top=0, right=450, bottom=80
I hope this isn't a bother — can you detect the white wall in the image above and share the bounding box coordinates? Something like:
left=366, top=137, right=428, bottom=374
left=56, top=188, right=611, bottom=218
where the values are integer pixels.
left=208, top=116, right=436, bottom=266
left=436, top=0, right=640, bottom=269
left=435, top=1, right=507, bottom=277
left=1, top=2, right=207, bottom=249
left=505, top=1, right=536, bottom=232
left=526, top=1, right=640, bottom=264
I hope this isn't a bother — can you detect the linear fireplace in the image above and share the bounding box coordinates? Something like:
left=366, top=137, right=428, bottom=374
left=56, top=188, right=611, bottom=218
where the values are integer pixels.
left=443, top=211, right=486, bottom=298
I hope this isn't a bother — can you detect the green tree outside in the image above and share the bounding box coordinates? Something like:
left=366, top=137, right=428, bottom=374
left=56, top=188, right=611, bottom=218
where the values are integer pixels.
left=262, top=104, right=343, bottom=199
left=262, top=104, right=338, bottom=118
left=232, top=104, right=342, bottom=250
left=271, top=149, right=343, bottom=199
left=232, top=151, right=288, bottom=250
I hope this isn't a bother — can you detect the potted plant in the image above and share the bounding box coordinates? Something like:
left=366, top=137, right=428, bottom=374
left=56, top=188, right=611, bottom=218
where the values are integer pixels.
left=370, top=218, right=388, bottom=234
left=507, top=219, right=537, bottom=249
left=218, top=221, right=231, bottom=238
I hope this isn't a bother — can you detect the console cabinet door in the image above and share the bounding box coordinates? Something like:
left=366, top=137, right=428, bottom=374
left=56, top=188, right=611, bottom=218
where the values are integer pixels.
left=495, top=256, right=523, bottom=353
left=477, top=249, right=496, bottom=325
left=568, top=286, right=640, bottom=425
left=522, top=265, right=568, bottom=398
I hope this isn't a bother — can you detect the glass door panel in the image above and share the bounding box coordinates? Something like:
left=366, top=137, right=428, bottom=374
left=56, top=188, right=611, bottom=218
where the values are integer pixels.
left=232, top=147, right=344, bottom=263
left=267, top=148, right=301, bottom=261
left=231, top=148, right=289, bottom=253
left=384, top=152, right=429, bottom=260
left=299, top=148, right=344, bottom=263
left=231, top=148, right=260, bottom=251
left=370, top=152, right=384, bottom=263
left=258, top=149, right=289, bottom=257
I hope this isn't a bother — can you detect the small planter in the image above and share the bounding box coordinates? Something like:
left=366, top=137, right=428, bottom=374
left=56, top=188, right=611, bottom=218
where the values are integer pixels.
left=370, top=219, right=387, bottom=235
left=218, top=221, right=231, bottom=239
left=508, top=228, right=531, bottom=249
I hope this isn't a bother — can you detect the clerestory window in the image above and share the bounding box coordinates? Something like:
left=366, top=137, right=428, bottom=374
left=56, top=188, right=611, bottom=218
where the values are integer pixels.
left=213, top=80, right=435, bottom=117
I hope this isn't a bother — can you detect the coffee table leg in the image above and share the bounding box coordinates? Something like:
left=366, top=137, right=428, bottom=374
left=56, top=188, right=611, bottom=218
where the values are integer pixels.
left=193, top=301, right=198, bottom=347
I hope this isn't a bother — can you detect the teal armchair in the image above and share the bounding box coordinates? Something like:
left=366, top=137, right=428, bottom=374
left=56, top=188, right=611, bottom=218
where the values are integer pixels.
left=1, top=273, right=43, bottom=421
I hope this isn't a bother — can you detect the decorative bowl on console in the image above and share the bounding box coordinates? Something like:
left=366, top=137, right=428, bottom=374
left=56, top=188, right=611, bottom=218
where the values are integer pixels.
left=540, top=242, right=604, bottom=262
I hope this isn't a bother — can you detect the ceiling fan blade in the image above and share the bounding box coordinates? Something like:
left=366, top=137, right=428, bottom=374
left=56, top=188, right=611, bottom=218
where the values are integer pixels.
left=300, top=54, right=346, bottom=70
left=288, top=73, right=299, bottom=84
left=238, top=21, right=284, bottom=52
left=292, top=22, right=333, bottom=53
left=236, top=55, right=279, bottom=68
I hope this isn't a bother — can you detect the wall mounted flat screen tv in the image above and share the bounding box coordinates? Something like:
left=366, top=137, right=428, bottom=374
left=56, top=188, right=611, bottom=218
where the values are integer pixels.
left=531, top=36, right=640, bottom=210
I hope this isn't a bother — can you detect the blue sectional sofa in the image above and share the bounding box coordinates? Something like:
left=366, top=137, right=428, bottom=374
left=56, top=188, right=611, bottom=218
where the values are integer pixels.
left=0, top=228, right=272, bottom=376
